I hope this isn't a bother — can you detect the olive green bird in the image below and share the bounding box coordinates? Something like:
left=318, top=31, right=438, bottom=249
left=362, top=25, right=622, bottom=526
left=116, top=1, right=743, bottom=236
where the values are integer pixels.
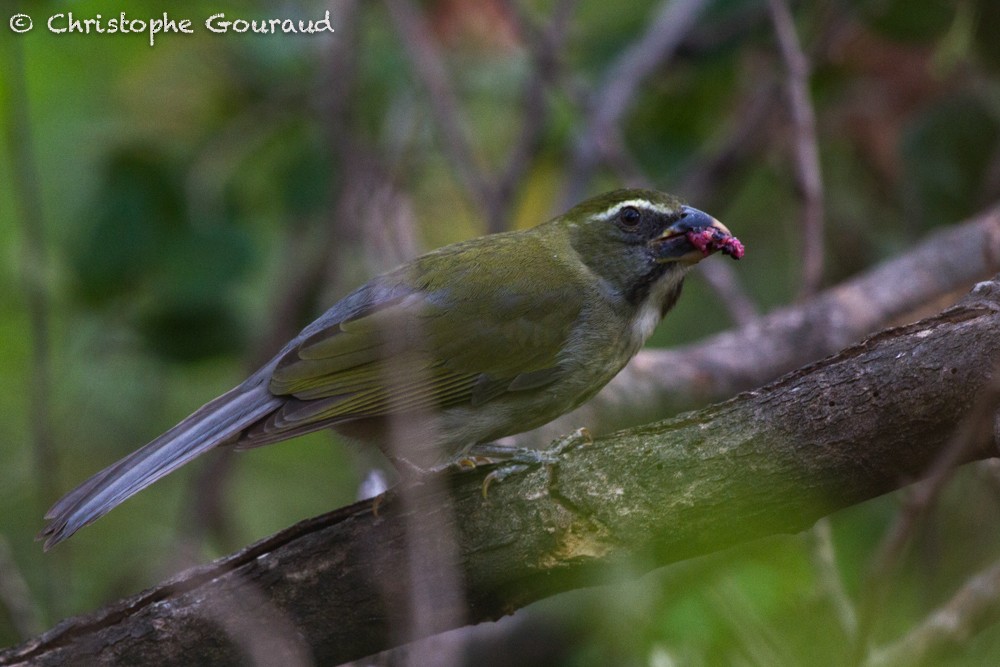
left=40, top=189, right=743, bottom=548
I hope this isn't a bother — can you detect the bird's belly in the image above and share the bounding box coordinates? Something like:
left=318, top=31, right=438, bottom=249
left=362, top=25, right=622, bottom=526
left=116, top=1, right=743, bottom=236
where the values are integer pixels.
left=339, top=325, right=640, bottom=468
left=361, top=367, right=612, bottom=468
left=435, top=343, right=630, bottom=458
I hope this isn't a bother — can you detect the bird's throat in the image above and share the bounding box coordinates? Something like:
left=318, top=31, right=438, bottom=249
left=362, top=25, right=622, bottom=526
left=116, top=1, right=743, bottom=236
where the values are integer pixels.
left=628, top=272, right=685, bottom=349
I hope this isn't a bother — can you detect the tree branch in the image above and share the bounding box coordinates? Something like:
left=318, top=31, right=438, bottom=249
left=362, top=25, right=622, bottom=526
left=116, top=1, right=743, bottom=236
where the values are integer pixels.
left=4, top=274, right=1000, bottom=665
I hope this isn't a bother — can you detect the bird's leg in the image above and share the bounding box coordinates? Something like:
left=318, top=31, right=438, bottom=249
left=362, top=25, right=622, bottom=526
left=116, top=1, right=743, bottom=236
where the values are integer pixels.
left=546, top=426, right=594, bottom=455
left=389, top=455, right=435, bottom=480
left=369, top=455, right=440, bottom=516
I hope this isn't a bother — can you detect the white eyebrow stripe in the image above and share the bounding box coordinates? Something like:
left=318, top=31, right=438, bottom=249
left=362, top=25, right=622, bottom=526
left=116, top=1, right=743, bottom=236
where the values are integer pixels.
left=593, top=199, right=677, bottom=221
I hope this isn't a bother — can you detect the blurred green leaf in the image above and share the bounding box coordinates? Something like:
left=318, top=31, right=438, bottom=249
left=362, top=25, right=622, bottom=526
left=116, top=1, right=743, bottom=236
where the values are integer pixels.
left=972, top=0, right=1000, bottom=71
left=70, top=149, right=182, bottom=303
left=71, top=147, right=254, bottom=362
left=862, top=0, right=956, bottom=43
left=137, top=295, right=245, bottom=362
left=900, top=94, right=1000, bottom=227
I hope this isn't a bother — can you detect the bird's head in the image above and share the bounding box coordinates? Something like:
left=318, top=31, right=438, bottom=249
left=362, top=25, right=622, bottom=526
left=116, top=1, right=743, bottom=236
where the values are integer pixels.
left=554, top=188, right=742, bottom=305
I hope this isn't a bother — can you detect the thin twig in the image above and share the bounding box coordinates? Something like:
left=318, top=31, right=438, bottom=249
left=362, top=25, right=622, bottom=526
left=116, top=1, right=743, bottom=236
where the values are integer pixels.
left=697, top=261, right=759, bottom=327
left=767, top=0, right=825, bottom=298
left=389, top=0, right=576, bottom=234
left=810, top=518, right=858, bottom=640
left=492, top=0, right=578, bottom=233
left=384, top=0, right=495, bottom=222
left=852, top=371, right=1000, bottom=664
left=592, top=0, right=708, bottom=133
left=599, top=131, right=650, bottom=187
left=677, top=80, right=780, bottom=204
left=865, top=560, right=1000, bottom=667
left=563, top=0, right=711, bottom=205
left=711, top=577, right=792, bottom=666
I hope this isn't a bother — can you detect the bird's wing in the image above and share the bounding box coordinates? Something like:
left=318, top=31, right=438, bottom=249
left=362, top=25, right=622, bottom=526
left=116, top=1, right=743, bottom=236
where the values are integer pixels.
left=243, top=252, right=585, bottom=444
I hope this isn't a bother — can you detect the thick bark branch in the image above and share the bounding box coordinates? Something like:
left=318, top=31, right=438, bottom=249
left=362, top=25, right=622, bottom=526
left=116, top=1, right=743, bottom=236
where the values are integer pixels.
left=4, top=277, right=1000, bottom=665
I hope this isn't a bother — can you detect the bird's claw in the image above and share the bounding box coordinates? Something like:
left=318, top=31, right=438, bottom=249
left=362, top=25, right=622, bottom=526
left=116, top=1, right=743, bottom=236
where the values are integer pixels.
left=549, top=427, right=593, bottom=455
left=449, top=455, right=497, bottom=472
left=482, top=464, right=531, bottom=497
left=472, top=427, right=594, bottom=497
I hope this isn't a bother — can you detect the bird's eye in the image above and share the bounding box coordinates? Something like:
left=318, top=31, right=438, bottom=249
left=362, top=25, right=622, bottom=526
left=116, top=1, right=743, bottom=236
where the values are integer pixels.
left=620, top=206, right=641, bottom=227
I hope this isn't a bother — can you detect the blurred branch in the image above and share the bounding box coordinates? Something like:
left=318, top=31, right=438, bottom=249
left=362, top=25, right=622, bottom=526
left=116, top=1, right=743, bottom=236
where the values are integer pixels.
left=0, top=538, right=42, bottom=640
left=865, top=560, right=1000, bottom=667
left=1, top=26, right=59, bottom=624
left=767, top=0, right=825, bottom=298
left=493, top=0, right=578, bottom=232
left=676, top=80, right=780, bottom=205
left=388, top=0, right=572, bottom=234
left=662, top=81, right=782, bottom=327
left=711, top=578, right=790, bottom=665
left=810, top=518, right=858, bottom=640
left=521, top=203, right=1000, bottom=444
left=853, top=371, right=1000, bottom=662
left=6, top=277, right=1000, bottom=665
left=697, top=260, right=760, bottom=328
left=563, top=0, right=710, bottom=204
left=384, top=0, right=496, bottom=224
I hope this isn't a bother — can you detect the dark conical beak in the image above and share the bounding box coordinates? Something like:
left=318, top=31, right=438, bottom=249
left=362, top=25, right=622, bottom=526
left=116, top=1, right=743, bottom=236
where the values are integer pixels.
left=650, top=206, right=737, bottom=264
left=674, top=205, right=731, bottom=237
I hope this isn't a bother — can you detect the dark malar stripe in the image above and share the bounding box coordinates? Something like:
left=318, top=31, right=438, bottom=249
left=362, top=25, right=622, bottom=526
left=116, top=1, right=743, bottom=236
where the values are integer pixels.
left=624, top=262, right=682, bottom=311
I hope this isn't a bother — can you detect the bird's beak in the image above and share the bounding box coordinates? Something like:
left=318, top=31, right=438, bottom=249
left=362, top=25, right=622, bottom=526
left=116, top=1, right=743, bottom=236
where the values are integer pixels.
left=650, top=205, right=742, bottom=263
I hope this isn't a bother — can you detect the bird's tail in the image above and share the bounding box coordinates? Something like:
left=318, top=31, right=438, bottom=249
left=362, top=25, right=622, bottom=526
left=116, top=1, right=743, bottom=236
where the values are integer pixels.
left=39, top=380, right=282, bottom=549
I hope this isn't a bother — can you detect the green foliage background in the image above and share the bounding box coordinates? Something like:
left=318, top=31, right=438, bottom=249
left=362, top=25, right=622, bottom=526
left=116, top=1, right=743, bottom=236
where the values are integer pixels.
left=2, top=0, right=1000, bottom=663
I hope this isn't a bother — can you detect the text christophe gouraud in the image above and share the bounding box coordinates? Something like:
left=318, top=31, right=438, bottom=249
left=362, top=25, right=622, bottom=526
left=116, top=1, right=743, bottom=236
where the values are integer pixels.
left=7, top=11, right=335, bottom=46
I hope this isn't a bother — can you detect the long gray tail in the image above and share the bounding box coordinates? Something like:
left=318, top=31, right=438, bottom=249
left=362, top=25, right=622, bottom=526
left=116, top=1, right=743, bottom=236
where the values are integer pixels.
left=39, top=380, right=283, bottom=550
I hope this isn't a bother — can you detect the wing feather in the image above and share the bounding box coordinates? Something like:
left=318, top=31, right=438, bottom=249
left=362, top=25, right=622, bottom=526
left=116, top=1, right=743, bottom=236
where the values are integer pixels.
left=252, top=233, right=588, bottom=444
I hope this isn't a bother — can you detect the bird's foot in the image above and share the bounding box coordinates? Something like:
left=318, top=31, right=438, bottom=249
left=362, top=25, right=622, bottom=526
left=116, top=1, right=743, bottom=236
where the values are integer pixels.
left=457, top=427, right=594, bottom=497
left=547, top=427, right=594, bottom=456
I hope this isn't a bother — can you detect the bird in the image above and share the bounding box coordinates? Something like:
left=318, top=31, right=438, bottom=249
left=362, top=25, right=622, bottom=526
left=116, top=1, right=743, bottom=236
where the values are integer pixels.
left=39, top=188, right=743, bottom=549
